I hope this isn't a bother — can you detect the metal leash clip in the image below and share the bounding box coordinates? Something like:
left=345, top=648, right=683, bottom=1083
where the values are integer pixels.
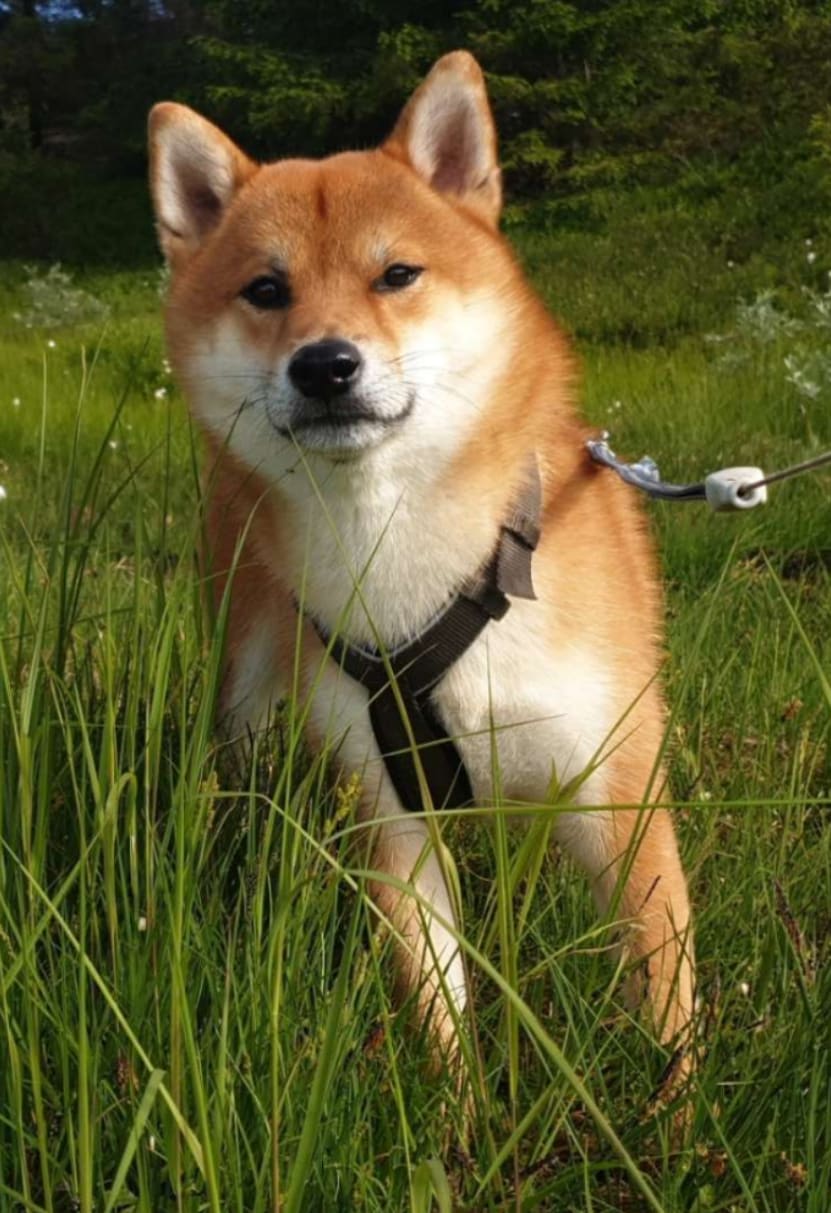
left=586, top=432, right=768, bottom=511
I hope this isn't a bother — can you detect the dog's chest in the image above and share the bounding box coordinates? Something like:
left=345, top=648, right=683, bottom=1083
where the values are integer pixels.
left=435, top=602, right=612, bottom=804
left=283, top=472, right=495, bottom=649
left=279, top=476, right=613, bottom=808
left=305, top=595, right=612, bottom=811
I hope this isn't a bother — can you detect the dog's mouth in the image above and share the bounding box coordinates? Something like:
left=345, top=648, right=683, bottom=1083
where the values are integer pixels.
left=275, top=390, right=415, bottom=453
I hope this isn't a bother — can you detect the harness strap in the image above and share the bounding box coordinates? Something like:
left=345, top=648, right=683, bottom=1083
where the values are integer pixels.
left=312, top=457, right=542, bottom=812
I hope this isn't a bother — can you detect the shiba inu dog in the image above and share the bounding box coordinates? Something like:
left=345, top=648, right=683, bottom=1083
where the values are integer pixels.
left=148, top=51, right=694, bottom=1085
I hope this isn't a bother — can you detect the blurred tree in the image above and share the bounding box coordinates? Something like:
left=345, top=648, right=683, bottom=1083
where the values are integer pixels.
left=1, top=0, right=830, bottom=259
left=0, top=1, right=68, bottom=149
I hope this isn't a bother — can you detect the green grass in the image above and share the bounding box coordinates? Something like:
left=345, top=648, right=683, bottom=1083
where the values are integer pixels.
left=0, top=230, right=829, bottom=1213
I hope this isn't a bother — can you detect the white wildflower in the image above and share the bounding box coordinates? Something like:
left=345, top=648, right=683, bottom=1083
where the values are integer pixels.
left=784, top=351, right=828, bottom=399
left=16, top=264, right=108, bottom=329
left=108, top=440, right=119, bottom=450
left=154, top=386, right=168, bottom=400
left=807, top=251, right=817, bottom=265
left=46, top=339, right=56, bottom=349
left=138, top=915, right=148, bottom=932
left=12, top=397, right=20, bottom=408
left=735, top=292, right=801, bottom=343
left=739, top=981, right=750, bottom=997
left=0, top=485, right=7, bottom=501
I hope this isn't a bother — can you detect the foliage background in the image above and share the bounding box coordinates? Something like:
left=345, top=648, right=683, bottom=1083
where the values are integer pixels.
left=2, top=1, right=831, bottom=266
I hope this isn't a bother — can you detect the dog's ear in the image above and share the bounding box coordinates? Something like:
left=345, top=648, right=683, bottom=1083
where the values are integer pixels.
left=148, top=103, right=256, bottom=265
left=383, top=52, right=501, bottom=226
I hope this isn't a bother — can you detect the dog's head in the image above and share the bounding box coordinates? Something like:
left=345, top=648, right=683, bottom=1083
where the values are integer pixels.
left=149, top=53, right=529, bottom=482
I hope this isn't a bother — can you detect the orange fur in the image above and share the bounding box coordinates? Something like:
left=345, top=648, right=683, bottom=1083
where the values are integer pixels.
left=149, top=51, right=694, bottom=1096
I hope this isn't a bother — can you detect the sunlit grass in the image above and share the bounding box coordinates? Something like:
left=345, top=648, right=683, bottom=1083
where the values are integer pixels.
left=0, top=245, right=829, bottom=1211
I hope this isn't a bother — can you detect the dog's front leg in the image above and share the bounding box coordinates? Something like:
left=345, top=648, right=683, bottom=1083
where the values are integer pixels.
left=307, top=658, right=468, bottom=1065
left=366, top=808, right=467, bottom=1063
left=556, top=803, right=694, bottom=1061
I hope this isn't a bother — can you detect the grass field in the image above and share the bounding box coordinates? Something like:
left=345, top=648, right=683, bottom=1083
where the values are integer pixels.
left=0, top=224, right=829, bottom=1213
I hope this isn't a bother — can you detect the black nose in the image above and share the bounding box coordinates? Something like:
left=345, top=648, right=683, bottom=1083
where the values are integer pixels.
left=288, top=339, right=362, bottom=400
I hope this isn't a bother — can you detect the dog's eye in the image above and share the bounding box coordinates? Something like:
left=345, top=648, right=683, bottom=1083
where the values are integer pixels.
left=375, top=264, right=423, bottom=292
left=241, top=275, right=291, bottom=310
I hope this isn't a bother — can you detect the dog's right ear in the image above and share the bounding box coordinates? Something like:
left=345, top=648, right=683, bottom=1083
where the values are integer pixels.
left=148, top=104, right=256, bottom=265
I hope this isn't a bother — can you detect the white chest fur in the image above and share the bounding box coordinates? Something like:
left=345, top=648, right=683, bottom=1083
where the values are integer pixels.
left=231, top=461, right=614, bottom=851
left=279, top=450, right=499, bottom=650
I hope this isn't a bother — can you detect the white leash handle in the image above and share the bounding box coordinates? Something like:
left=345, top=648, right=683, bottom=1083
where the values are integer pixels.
left=704, top=467, right=768, bottom=511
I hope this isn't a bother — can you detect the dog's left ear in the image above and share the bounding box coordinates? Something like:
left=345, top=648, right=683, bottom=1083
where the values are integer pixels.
left=384, top=51, right=501, bottom=227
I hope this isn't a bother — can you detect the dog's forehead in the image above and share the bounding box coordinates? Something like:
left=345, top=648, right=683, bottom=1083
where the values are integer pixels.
left=225, top=150, right=445, bottom=260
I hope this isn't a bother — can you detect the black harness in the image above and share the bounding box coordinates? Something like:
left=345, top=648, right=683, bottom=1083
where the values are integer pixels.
left=309, top=461, right=542, bottom=812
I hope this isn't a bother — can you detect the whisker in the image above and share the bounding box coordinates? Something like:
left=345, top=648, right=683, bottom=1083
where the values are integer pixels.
left=395, top=378, right=485, bottom=415
left=184, top=372, right=277, bottom=384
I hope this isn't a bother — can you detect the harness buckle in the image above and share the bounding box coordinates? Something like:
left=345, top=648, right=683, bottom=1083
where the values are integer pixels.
left=471, top=581, right=511, bottom=621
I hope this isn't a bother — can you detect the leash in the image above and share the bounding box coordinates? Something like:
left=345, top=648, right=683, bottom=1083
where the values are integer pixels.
left=586, top=432, right=831, bottom=511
